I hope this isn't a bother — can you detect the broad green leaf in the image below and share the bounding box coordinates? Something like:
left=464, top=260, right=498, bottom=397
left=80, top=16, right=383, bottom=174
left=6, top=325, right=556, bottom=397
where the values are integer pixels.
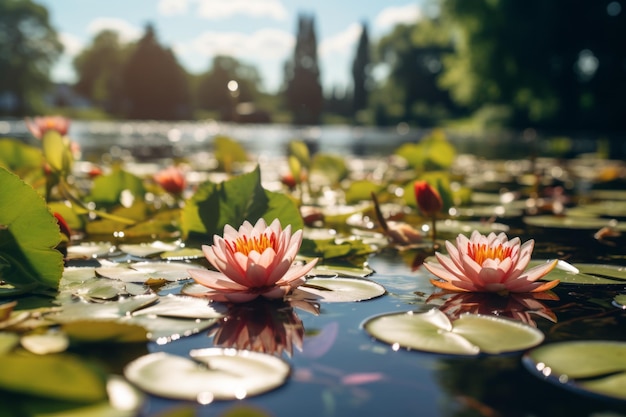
left=288, top=140, right=311, bottom=169
left=345, top=180, right=383, bottom=205
left=311, top=153, right=348, bottom=185
left=0, top=138, right=43, bottom=172
left=395, top=130, right=456, bottom=172
left=62, top=320, right=148, bottom=343
left=182, top=166, right=302, bottom=241
left=0, top=167, right=63, bottom=291
left=0, top=353, right=107, bottom=402
left=214, top=136, right=248, bottom=172
left=363, top=309, right=544, bottom=355
left=523, top=215, right=626, bottom=231
left=87, top=166, right=145, bottom=206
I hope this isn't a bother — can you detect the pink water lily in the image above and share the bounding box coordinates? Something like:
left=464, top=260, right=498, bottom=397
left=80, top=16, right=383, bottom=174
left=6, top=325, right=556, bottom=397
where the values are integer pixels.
left=423, top=231, right=559, bottom=293
left=188, top=219, right=318, bottom=303
left=25, top=116, right=70, bottom=138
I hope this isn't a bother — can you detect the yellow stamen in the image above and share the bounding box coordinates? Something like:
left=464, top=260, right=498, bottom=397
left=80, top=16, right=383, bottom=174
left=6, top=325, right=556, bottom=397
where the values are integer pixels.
left=467, top=242, right=513, bottom=265
left=229, top=233, right=277, bottom=255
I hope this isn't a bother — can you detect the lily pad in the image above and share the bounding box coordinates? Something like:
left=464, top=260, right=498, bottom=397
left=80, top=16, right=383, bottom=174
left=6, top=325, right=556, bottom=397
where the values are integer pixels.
left=130, top=294, right=227, bottom=319
left=531, top=260, right=626, bottom=285
left=523, top=341, right=626, bottom=401
left=523, top=215, right=626, bottom=231
left=118, top=241, right=180, bottom=258
left=362, top=309, right=544, bottom=355
left=613, top=294, right=626, bottom=309
left=435, top=219, right=510, bottom=236
left=292, top=277, right=386, bottom=302
left=124, top=349, right=290, bottom=401
left=95, top=261, right=205, bottom=283
left=67, top=242, right=115, bottom=259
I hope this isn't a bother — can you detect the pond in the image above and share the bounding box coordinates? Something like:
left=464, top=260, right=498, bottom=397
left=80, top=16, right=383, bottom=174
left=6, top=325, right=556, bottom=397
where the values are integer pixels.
left=1, top=120, right=626, bottom=417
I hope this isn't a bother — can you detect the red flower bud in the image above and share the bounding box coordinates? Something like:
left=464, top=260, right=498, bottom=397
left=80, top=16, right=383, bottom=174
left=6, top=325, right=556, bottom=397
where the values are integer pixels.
left=413, top=180, right=443, bottom=216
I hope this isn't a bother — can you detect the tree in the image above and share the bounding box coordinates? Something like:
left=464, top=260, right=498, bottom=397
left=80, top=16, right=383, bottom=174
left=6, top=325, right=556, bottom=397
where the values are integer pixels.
left=120, top=24, right=191, bottom=120
left=439, top=0, right=626, bottom=131
left=284, top=14, right=323, bottom=125
left=0, top=0, right=62, bottom=116
left=73, top=30, right=127, bottom=114
left=373, top=18, right=455, bottom=126
left=196, top=55, right=262, bottom=121
left=351, top=22, right=371, bottom=120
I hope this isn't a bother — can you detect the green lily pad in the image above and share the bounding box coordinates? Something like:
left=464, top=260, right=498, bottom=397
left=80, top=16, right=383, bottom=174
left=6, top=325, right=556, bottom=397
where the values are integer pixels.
left=613, top=294, right=626, bottom=309
left=523, top=341, right=626, bottom=401
left=67, top=242, right=115, bottom=259
left=435, top=219, right=510, bottom=236
left=0, top=167, right=63, bottom=292
left=531, top=260, right=626, bottom=285
left=566, top=201, right=626, bottom=219
left=118, top=241, right=180, bottom=258
left=124, top=349, right=290, bottom=401
left=292, top=277, right=386, bottom=302
left=523, top=215, right=626, bottom=231
left=95, top=261, right=205, bottom=283
left=363, top=309, right=544, bottom=355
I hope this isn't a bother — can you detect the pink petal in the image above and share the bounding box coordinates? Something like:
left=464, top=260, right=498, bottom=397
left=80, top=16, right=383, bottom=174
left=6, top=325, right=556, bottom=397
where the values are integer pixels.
left=188, top=269, right=248, bottom=291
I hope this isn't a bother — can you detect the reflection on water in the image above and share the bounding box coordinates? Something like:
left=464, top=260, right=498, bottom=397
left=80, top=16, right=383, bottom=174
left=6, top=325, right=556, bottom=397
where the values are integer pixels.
left=2, top=119, right=608, bottom=161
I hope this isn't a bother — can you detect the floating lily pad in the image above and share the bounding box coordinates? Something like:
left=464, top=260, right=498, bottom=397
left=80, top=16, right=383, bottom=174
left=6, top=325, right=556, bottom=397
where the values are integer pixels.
left=67, top=242, right=115, bottom=259
left=310, top=264, right=374, bottom=278
left=124, top=349, right=290, bottom=401
left=160, top=247, right=204, bottom=260
left=129, top=315, right=218, bottom=343
left=523, top=341, right=626, bottom=401
left=130, top=294, right=227, bottom=319
left=566, top=201, right=626, bottom=219
left=531, top=260, right=626, bottom=285
left=293, top=277, right=386, bottom=302
left=362, top=309, right=544, bottom=355
left=613, top=294, right=626, bottom=309
left=20, top=332, right=69, bottom=354
left=95, top=261, right=204, bottom=283
left=435, top=219, right=510, bottom=236
left=523, top=215, right=626, bottom=231
left=118, top=241, right=180, bottom=258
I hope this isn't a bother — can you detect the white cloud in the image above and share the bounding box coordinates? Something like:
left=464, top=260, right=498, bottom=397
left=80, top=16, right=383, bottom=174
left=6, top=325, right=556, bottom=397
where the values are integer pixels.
left=319, top=22, right=362, bottom=57
left=179, top=28, right=294, bottom=60
left=158, top=0, right=189, bottom=16
left=374, top=3, right=422, bottom=33
left=195, top=0, right=288, bottom=20
left=86, top=18, right=143, bottom=43
left=173, top=28, right=294, bottom=91
left=59, top=32, right=84, bottom=57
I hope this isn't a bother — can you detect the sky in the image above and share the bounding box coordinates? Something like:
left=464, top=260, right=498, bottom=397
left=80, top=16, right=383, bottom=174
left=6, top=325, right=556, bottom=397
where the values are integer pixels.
left=37, top=0, right=428, bottom=94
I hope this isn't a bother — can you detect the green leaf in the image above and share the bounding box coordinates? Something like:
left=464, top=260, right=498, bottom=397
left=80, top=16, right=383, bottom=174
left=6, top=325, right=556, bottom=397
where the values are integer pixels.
left=0, top=353, right=107, bottom=402
left=214, top=136, right=248, bottom=172
left=182, top=166, right=302, bottom=241
left=345, top=180, right=383, bottom=204
left=87, top=166, right=145, bottom=206
left=311, top=153, right=348, bottom=185
left=0, top=138, right=43, bottom=172
left=395, top=129, right=456, bottom=172
left=529, top=260, right=626, bottom=285
left=0, top=167, right=63, bottom=291
left=62, top=320, right=148, bottom=344
left=41, top=131, right=68, bottom=174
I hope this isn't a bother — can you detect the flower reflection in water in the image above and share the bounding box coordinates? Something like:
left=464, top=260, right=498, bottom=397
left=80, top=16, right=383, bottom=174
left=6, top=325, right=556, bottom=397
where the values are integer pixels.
left=427, top=291, right=558, bottom=327
left=209, top=298, right=319, bottom=357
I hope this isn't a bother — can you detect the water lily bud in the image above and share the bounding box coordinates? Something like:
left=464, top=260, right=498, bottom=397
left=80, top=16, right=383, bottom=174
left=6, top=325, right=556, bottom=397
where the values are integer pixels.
left=413, top=180, right=443, bottom=216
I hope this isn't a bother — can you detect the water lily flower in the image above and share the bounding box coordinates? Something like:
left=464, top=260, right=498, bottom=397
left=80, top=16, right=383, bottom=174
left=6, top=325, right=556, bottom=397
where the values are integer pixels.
left=154, top=166, right=186, bottom=196
left=423, top=231, right=559, bottom=293
left=25, top=116, right=70, bottom=139
left=188, top=219, right=318, bottom=303
left=413, top=180, right=443, bottom=216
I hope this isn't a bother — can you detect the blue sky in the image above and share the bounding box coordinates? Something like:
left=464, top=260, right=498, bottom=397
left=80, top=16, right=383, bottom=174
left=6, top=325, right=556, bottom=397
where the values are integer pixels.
left=38, top=0, right=427, bottom=93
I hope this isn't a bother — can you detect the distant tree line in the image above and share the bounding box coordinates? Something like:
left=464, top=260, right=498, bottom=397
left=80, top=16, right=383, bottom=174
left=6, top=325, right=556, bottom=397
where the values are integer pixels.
left=1, top=0, right=625, bottom=132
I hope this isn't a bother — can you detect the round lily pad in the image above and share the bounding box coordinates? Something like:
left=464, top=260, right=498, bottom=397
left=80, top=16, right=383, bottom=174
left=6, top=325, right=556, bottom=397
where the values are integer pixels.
left=613, top=294, right=626, bottom=309
left=523, top=341, right=626, bottom=402
left=293, top=277, right=386, bottom=302
left=363, top=309, right=544, bottom=356
left=523, top=215, right=626, bottom=231
left=118, top=241, right=180, bottom=258
left=530, top=260, right=626, bottom=285
left=96, top=261, right=204, bottom=283
left=435, top=219, right=510, bottom=236
left=124, top=349, right=290, bottom=401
